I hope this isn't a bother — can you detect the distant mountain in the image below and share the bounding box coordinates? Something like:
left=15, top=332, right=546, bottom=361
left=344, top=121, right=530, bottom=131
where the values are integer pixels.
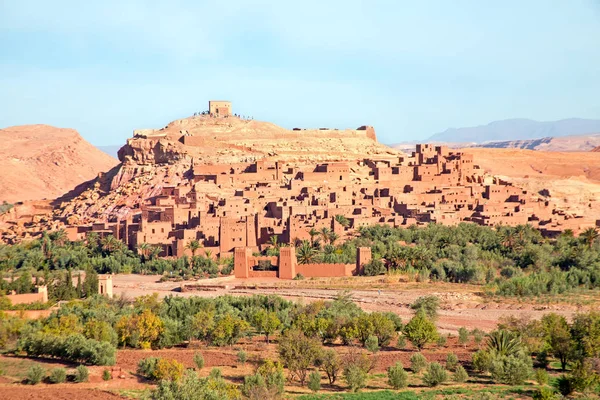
left=476, top=133, right=600, bottom=152
left=428, top=118, right=600, bottom=143
left=97, top=145, right=121, bottom=159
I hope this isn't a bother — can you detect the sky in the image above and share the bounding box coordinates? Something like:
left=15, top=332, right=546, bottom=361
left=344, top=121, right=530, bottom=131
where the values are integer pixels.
left=1, top=0, right=600, bottom=146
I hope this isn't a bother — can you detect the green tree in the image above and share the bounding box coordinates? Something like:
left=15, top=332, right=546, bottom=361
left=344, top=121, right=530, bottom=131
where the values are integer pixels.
left=278, top=329, right=320, bottom=385
left=580, top=227, right=599, bottom=249
left=410, top=353, right=427, bottom=373
left=334, top=214, right=350, bottom=228
left=308, top=371, right=321, bottom=393
left=319, top=349, right=340, bottom=385
left=404, top=310, right=439, bottom=350
left=410, top=295, right=440, bottom=320
left=252, top=310, right=281, bottom=344
left=387, top=361, right=408, bottom=389
left=458, top=327, right=469, bottom=348
left=422, top=362, right=447, bottom=387
left=541, top=313, right=572, bottom=371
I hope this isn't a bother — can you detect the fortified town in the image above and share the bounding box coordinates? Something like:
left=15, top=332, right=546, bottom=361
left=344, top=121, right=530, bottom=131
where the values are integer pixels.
left=3, top=102, right=597, bottom=279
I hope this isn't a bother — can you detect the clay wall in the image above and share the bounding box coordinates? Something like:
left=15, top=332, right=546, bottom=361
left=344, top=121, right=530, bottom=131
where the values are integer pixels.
left=296, top=263, right=354, bottom=277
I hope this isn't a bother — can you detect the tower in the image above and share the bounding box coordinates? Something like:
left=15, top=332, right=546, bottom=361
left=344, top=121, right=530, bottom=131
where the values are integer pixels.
left=356, top=247, right=372, bottom=275
left=98, top=274, right=113, bottom=298
left=209, top=101, right=232, bottom=116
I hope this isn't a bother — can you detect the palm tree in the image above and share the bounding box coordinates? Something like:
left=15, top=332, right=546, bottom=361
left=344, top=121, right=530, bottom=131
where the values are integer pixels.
left=148, top=245, right=162, bottom=260
left=328, top=232, right=339, bottom=245
left=269, top=235, right=279, bottom=249
left=486, top=330, right=521, bottom=357
left=580, top=227, right=599, bottom=250
left=334, top=214, right=350, bottom=228
left=297, top=241, right=316, bottom=264
left=101, top=235, right=120, bottom=254
left=50, top=229, right=68, bottom=247
left=308, top=228, right=319, bottom=245
left=186, top=239, right=202, bottom=257
left=138, top=242, right=151, bottom=262
left=319, top=227, right=331, bottom=244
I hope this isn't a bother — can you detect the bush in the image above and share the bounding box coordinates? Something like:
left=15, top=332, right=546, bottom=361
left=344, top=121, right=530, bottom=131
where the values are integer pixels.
left=533, top=387, right=560, bottom=400
left=410, top=353, right=427, bottom=373
left=472, top=328, right=485, bottom=346
left=410, top=296, right=440, bottom=320
left=535, top=350, right=549, bottom=368
left=363, top=259, right=385, bottom=276
left=344, top=364, right=367, bottom=392
left=422, top=362, right=447, bottom=387
left=403, top=310, right=439, bottom=350
left=27, top=365, right=45, bottom=385
left=453, top=365, right=468, bottom=383
left=387, top=361, right=408, bottom=389
left=209, top=368, right=222, bottom=379
left=138, top=357, right=159, bottom=378
left=535, top=368, right=549, bottom=386
left=153, top=358, right=184, bottom=381
left=490, top=353, right=532, bottom=385
left=194, top=352, right=204, bottom=369
left=365, top=335, right=379, bottom=353
left=554, top=375, right=574, bottom=396
left=103, top=369, right=112, bottom=381
left=75, top=365, right=89, bottom=383
left=472, top=350, right=493, bottom=373
left=237, top=350, right=247, bottom=365
left=458, top=327, right=469, bottom=347
left=49, top=367, right=67, bottom=384
left=436, top=334, right=447, bottom=347
left=396, top=335, right=407, bottom=349
left=446, top=353, right=459, bottom=371
left=308, top=371, right=321, bottom=393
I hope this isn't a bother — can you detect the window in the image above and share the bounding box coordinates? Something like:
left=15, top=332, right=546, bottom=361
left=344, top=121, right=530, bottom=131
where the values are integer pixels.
left=152, top=229, right=155, bottom=234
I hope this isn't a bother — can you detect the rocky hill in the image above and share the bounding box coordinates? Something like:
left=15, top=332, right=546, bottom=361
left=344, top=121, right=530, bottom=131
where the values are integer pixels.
left=429, top=118, right=600, bottom=143
left=475, top=133, right=600, bottom=151
left=593, top=146, right=600, bottom=152
left=0, top=125, right=118, bottom=203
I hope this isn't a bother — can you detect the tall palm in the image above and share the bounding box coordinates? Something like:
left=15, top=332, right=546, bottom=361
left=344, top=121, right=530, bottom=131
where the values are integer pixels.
left=580, top=227, right=599, bottom=250
left=308, top=228, right=319, bottom=245
left=319, top=227, right=331, bottom=244
left=486, top=330, right=521, bottom=357
left=269, top=235, right=279, bottom=249
left=186, top=239, right=202, bottom=257
left=328, top=232, right=339, bottom=245
left=101, top=235, right=120, bottom=254
left=297, top=241, right=316, bottom=264
left=138, top=242, right=151, bottom=262
left=334, top=214, right=350, bottom=228
left=50, top=229, right=68, bottom=247
left=149, top=245, right=162, bottom=260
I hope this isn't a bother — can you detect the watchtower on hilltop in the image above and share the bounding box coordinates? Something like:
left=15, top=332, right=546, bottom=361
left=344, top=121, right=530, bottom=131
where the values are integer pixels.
left=209, top=100, right=231, bottom=116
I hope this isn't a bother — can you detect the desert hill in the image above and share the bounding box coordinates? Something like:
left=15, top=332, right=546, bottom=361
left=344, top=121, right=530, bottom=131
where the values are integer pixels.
left=0, top=125, right=118, bottom=203
left=593, top=146, right=600, bottom=152
left=461, top=147, right=600, bottom=220
left=429, top=118, right=600, bottom=143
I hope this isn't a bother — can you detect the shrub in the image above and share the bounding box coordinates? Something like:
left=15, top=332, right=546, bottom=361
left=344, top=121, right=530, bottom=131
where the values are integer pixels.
left=308, top=371, right=321, bottom=393
left=365, top=335, right=379, bottom=353
left=153, top=358, right=184, bottom=381
left=278, top=329, right=320, bottom=385
left=237, top=350, right=247, bottom=365
left=194, top=352, right=205, bottom=370
left=344, top=364, right=367, bottom=392
left=453, top=365, right=468, bottom=383
left=102, top=369, right=112, bottom=381
left=138, top=357, right=159, bottom=379
left=209, top=368, right=222, bottom=379
left=396, top=335, right=407, bottom=349
left=458, top=327, right=469, bottom=347
left=387, top=361, right=408, bottom=389
left=363, top=259, right=385, bottom=276
left=410, top=353, right=427, bottom=373
left=535, top=350, right=549, bottom=368
left=49, top=367, right=67, bottom=384
left=27, top=365, right=45, bottom=385
left=436, top=334, right=447, bottom=347
left=446, top=353, right=459, bottom=371
left=490, top=353, right=532, bottom=385
left=554, top=375, right=574, bottom=396
left=472, top=350, right=493, bottom=373
left=532, top=387, right=560, bottom=400
left=255, top=360, right=285, bottom=396
left=75, top=365, right=89, bottom=383
left=410, top=296, right=440, bottom=320
left=422, top=362, right=447, bottom=387
left=535, top=368, right=549, bottom=386
left=472, top=328, right=485, bottom=346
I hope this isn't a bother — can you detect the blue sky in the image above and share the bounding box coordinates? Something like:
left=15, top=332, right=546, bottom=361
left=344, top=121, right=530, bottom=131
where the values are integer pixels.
left=1, top=1, right=600, bottom=146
